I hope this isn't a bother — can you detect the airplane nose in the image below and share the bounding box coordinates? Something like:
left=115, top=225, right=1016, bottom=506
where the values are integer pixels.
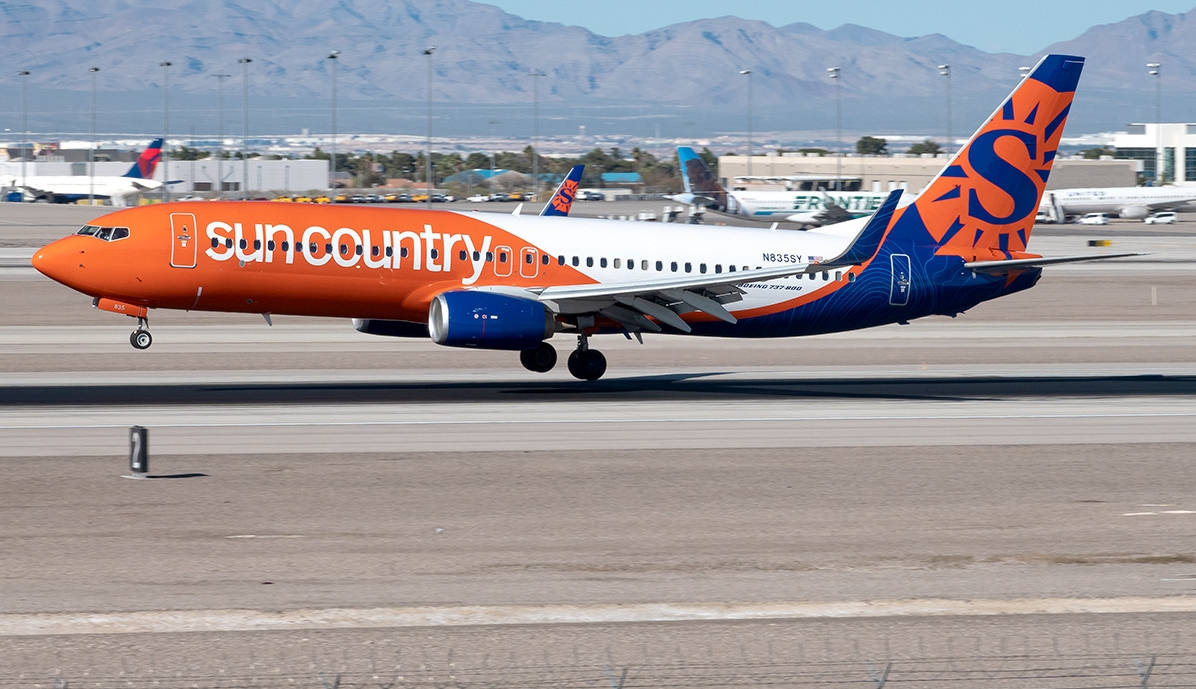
left=31, top=239, right=76, bottom=284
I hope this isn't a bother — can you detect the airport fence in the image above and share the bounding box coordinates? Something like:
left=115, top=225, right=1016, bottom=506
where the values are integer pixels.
left=4, top=633, right=1196, bottom=689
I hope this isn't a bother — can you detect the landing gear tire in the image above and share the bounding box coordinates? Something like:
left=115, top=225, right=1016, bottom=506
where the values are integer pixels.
left=519, top=342, right=558, bottom=373
left=130, top=329, right=152, bottom=350
left=567, top=349, right=607, bottom=381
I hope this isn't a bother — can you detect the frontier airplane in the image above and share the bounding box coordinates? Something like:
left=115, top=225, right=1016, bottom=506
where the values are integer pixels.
left=672, top=145, right=898, bottom=227
left=33, top=54, right=1130, bottom=381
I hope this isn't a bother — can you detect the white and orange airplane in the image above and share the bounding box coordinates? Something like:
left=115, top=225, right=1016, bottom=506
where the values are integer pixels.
left=33, top=55, right=1131, bottom=380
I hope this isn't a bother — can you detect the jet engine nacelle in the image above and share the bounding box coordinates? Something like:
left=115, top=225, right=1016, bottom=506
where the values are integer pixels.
left=429, top=290, right=556, bottom=350
left=1118, top=205, right=1150, bottom=219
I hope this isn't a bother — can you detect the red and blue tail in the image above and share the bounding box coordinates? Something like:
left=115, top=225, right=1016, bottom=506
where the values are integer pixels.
left=123, top=138, right=163, bottom=179
left=887, top=54, right=1084, bottom=262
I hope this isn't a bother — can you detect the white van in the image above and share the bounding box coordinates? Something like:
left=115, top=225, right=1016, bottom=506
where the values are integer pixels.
left=1144, top=211, right=1177, bottom=224
left=1077, top=212, right=1109, bottom=225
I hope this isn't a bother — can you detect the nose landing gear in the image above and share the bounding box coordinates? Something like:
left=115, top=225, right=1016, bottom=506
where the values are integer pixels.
left=129, top=317, right=152, bottom=350
left=566, top=333, right=606, bottom=381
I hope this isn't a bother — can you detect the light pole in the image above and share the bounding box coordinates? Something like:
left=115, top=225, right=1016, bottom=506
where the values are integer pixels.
left=739, top=68, right=752, bottom=177
left=236, top=56, right=251, bottom=197
left=88, top=66, right=99, bottom=205
left=530, top=69, right=545, bottom=199
left=1148, top=62, right=1162, bottom=184
left=488, top=119, right=500, bottom=198
left=827, top=66, right=841, bottom=190
left=212, top=73, right=230, bottom=199
left=159, top=61, right=171, bottom=202
left=423, top=46, right=436, bottom=207
left=327, top=50, right=340, bottom=192
left=18, top=70, right=29, bottom=192
left=938, top=64, right=951, bottom=155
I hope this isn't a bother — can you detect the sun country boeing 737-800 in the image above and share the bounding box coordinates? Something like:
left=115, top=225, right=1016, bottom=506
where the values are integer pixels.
left=33, top=54, right=1132, bottom=381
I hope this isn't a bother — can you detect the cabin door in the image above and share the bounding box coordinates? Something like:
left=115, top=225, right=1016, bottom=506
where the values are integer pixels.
left=169, top=212, right=198, bottom=269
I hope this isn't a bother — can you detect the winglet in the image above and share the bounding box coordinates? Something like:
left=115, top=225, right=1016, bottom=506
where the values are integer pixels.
left=540, top=164, right=584, bottom=216
left=820, top=188, right=903, bottom=267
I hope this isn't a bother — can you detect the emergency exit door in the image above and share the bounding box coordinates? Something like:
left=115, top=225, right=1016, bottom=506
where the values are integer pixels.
left=169, top=212, right=198, bottom=269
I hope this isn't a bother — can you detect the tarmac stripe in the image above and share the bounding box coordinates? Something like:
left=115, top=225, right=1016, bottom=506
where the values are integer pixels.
left=3, top=597, right=1196, bottom=636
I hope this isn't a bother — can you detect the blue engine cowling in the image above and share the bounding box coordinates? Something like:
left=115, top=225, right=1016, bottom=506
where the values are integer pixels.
left=428, top=291, right=556, bottom=350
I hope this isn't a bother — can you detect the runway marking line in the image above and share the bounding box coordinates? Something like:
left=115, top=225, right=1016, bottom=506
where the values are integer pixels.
left=3, top=411, right=1196, bottom=431
left=3, top=597, right=1196, bottom=636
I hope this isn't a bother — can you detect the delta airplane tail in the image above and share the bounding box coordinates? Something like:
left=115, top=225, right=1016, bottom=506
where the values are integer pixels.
left=123, top=139, right=164, bottom=179
left=540, top=164, right=584, bottom=217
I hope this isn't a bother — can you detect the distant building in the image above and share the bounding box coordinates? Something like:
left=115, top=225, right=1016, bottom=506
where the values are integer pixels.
left=441, top=168, right=514, bottom=186
left=1111, top=123, right=1196, bottom=184
left=600, top=172, right=643, bottom=191
left=718, top=151, right=1138, bottom=193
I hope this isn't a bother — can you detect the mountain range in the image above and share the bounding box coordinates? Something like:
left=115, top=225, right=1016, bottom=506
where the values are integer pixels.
left=0, top=1, right=1193, bottom=139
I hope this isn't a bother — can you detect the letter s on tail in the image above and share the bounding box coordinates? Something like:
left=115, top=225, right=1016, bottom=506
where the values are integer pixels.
left=896, top=55, right=1085, bottom=263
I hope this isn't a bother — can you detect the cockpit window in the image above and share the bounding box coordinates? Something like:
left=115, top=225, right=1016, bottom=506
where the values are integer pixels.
left=75, top=225, right=130, bottom=241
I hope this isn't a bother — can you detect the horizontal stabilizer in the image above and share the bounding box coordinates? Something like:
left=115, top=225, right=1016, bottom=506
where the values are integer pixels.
left=965, top=253, right=1144, bottom=273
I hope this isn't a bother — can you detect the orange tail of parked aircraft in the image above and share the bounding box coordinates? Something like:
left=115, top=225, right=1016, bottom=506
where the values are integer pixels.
left=33, top=54, right=1135, bottom=380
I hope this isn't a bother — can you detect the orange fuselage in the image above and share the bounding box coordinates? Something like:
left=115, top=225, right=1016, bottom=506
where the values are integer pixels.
left=32, top=202, right=593, bottom=322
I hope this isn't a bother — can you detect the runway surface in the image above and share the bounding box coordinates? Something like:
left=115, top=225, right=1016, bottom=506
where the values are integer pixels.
left=2, top=204, right=1196, bottom=686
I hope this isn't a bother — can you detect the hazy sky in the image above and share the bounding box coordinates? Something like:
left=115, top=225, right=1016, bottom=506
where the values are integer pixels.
left=485, top=1, right=1195, bottom=54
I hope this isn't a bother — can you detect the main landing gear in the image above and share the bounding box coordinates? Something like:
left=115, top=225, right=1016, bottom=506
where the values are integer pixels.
left=567, top=333, right=606, bottom=381
left=519, top=341, right=557, bottom=373
left=518, top=334, right=607, bottom=381
left=129, top=317, right=152, bottom=350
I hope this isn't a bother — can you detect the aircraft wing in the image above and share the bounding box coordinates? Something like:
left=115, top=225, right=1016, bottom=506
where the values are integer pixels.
left=964, top=253, right=1144, bottom=273
left=1142, top=198, right=1196, bottom=210
left=529, top=189, right=901, bottom=333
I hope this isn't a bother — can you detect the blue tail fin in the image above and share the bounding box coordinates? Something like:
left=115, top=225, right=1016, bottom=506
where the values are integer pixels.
left=540, top=164, right=584, bottom=217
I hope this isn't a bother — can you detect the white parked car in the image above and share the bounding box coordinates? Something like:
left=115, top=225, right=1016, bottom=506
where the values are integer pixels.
left=465, top=194, right=489, bottom=202
left=1077, top=212, right=1109, bottom=225
left=1144, top=211, right=1177, bottom=224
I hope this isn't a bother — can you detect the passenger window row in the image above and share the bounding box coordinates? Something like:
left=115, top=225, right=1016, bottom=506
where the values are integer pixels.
left=555, top=255, right=740, bottom=275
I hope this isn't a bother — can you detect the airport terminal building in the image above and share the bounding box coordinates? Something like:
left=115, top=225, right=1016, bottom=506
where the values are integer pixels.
left=717, top=152, right=1139, bottom=193
left=1110, top=123, right=1196, bottom=184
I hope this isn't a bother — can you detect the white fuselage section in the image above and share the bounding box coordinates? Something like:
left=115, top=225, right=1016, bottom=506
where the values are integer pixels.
left=729, top=190, right=894, bottom=219
left=1041, top=187, right=1196, bottom=216
left=15, top=175, right=162, bottom=205
left=475, top=211, right=868, bottom=313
